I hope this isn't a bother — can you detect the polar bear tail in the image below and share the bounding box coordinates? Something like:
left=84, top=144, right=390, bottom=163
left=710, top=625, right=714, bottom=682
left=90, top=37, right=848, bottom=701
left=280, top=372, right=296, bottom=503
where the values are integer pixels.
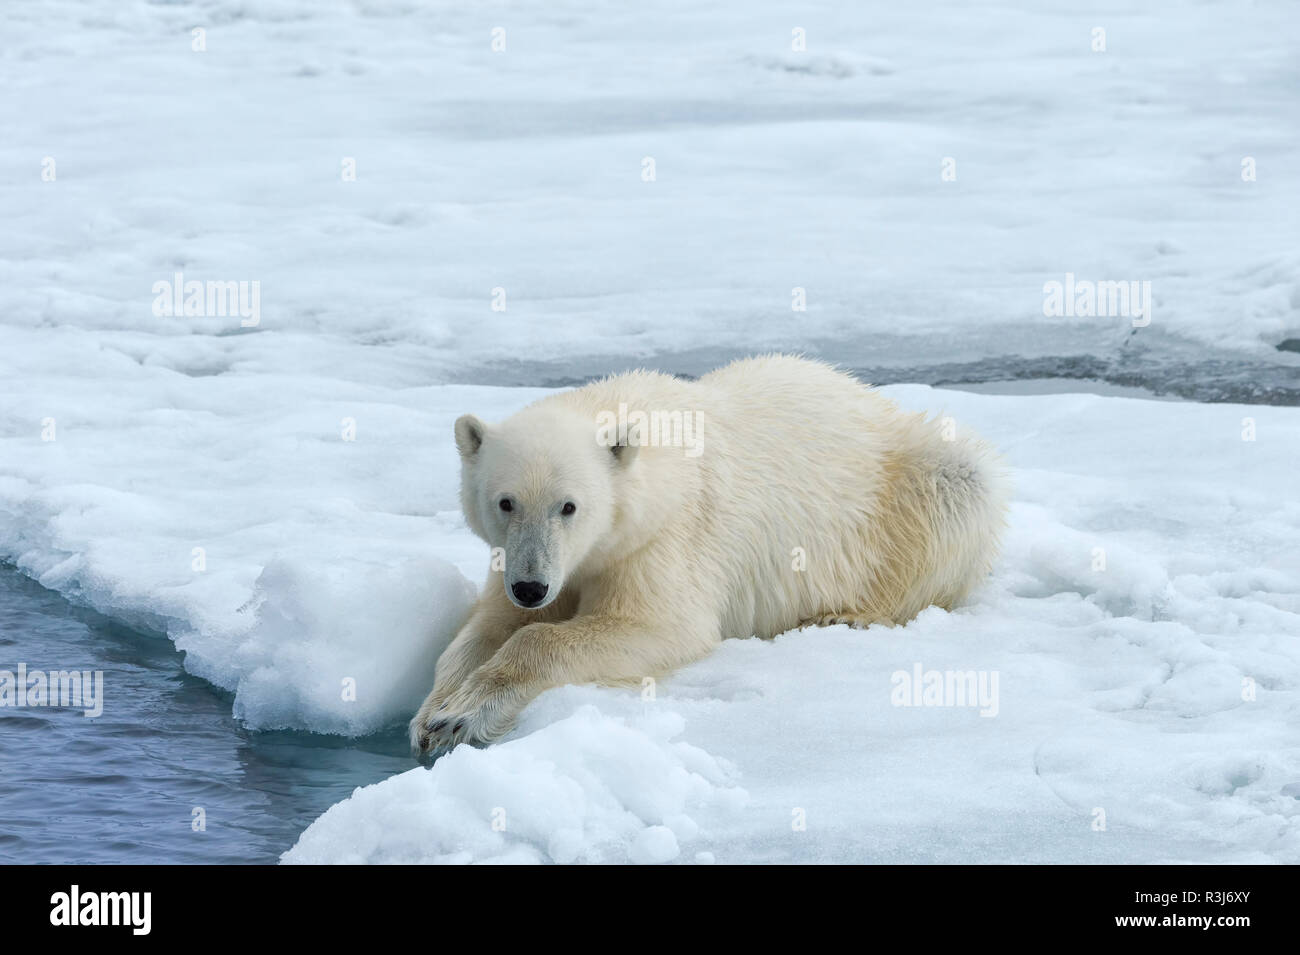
left=875, top=422, right=1008, bottom=623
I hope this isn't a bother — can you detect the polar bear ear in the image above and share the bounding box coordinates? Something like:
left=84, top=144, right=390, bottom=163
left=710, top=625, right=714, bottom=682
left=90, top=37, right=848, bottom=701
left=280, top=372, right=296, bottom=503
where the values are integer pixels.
left=454, top=414, right=488, bottom=458
left=609, top=419, right=642, bottom=465
left=610, top=439, right=639, bottom=466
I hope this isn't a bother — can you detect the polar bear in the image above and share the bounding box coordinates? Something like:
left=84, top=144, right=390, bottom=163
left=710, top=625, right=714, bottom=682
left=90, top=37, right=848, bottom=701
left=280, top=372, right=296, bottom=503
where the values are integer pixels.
left=411, top=355, right=1005, bottom=753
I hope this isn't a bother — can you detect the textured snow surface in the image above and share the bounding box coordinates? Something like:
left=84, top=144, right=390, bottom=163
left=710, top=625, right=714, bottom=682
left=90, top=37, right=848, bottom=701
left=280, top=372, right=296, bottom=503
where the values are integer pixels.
left=4, top=0, right=1298, bottom=370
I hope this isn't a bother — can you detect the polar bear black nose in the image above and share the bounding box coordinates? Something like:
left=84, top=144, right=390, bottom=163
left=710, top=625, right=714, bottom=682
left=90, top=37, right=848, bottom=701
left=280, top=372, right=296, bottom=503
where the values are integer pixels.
left=512, top=581, right=549, bottom=607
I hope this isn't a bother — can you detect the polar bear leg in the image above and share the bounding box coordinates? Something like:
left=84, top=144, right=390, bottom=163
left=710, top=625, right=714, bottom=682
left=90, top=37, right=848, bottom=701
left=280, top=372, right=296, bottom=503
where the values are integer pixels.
left=409, top=594, right=535, bottom=753
left=418, top=615, right=717, bottom=751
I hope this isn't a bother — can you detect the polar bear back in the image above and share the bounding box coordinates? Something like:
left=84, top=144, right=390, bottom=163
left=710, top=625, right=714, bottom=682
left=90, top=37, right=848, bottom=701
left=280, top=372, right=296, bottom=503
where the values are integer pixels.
left=531, top=354, right=1006, bottom=638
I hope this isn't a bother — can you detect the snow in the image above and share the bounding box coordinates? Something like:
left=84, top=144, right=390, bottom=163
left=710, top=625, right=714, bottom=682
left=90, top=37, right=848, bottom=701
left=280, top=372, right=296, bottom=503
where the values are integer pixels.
left=282, top=705, right=745, bottom=865
left=3, top=0, right=1298, bottom=862
left=4, top=0, right=1298, bottom=373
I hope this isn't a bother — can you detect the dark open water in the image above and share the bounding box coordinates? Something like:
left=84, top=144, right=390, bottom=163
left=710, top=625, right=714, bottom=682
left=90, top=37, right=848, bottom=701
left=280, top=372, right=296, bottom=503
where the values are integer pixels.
left=0, top=567, right=412, bottom=864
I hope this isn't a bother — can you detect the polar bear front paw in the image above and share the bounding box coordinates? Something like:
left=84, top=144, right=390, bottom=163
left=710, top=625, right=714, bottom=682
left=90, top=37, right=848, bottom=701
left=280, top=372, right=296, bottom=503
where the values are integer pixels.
left=408, top=693, right=449, bottom=755
left=409, top=669, right=523, bottom=756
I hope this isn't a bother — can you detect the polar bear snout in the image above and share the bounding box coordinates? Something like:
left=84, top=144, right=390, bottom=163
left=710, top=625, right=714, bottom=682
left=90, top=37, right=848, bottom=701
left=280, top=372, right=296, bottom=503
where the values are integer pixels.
left=502, top=520, right=565, bottom=609
left=510, top=580, right=549, bottom=608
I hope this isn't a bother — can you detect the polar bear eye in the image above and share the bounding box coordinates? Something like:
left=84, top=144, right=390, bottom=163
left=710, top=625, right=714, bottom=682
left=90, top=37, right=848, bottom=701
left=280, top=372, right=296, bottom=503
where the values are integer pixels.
left=499, top=499, right=513, bottom=512
left=561, top=502, right=576, bottom=516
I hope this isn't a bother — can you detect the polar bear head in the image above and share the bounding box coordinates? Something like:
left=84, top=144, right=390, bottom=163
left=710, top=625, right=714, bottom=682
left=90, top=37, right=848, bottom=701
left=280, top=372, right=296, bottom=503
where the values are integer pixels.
left=453, top=408, right=636, bottom=610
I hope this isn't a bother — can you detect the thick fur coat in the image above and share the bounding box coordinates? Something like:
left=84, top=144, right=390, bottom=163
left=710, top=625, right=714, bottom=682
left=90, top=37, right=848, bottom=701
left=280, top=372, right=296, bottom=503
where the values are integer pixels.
left=411, top=355, right=1006, bottom=752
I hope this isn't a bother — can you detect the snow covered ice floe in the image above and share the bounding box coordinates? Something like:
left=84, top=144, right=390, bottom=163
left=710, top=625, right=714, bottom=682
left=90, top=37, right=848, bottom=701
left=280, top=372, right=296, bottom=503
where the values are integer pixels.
left=5, top=352, right=1299, bottom=861
left=289, top=385, right=1300, bottom=864
left=4, top=352, right=1299, bottom=860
